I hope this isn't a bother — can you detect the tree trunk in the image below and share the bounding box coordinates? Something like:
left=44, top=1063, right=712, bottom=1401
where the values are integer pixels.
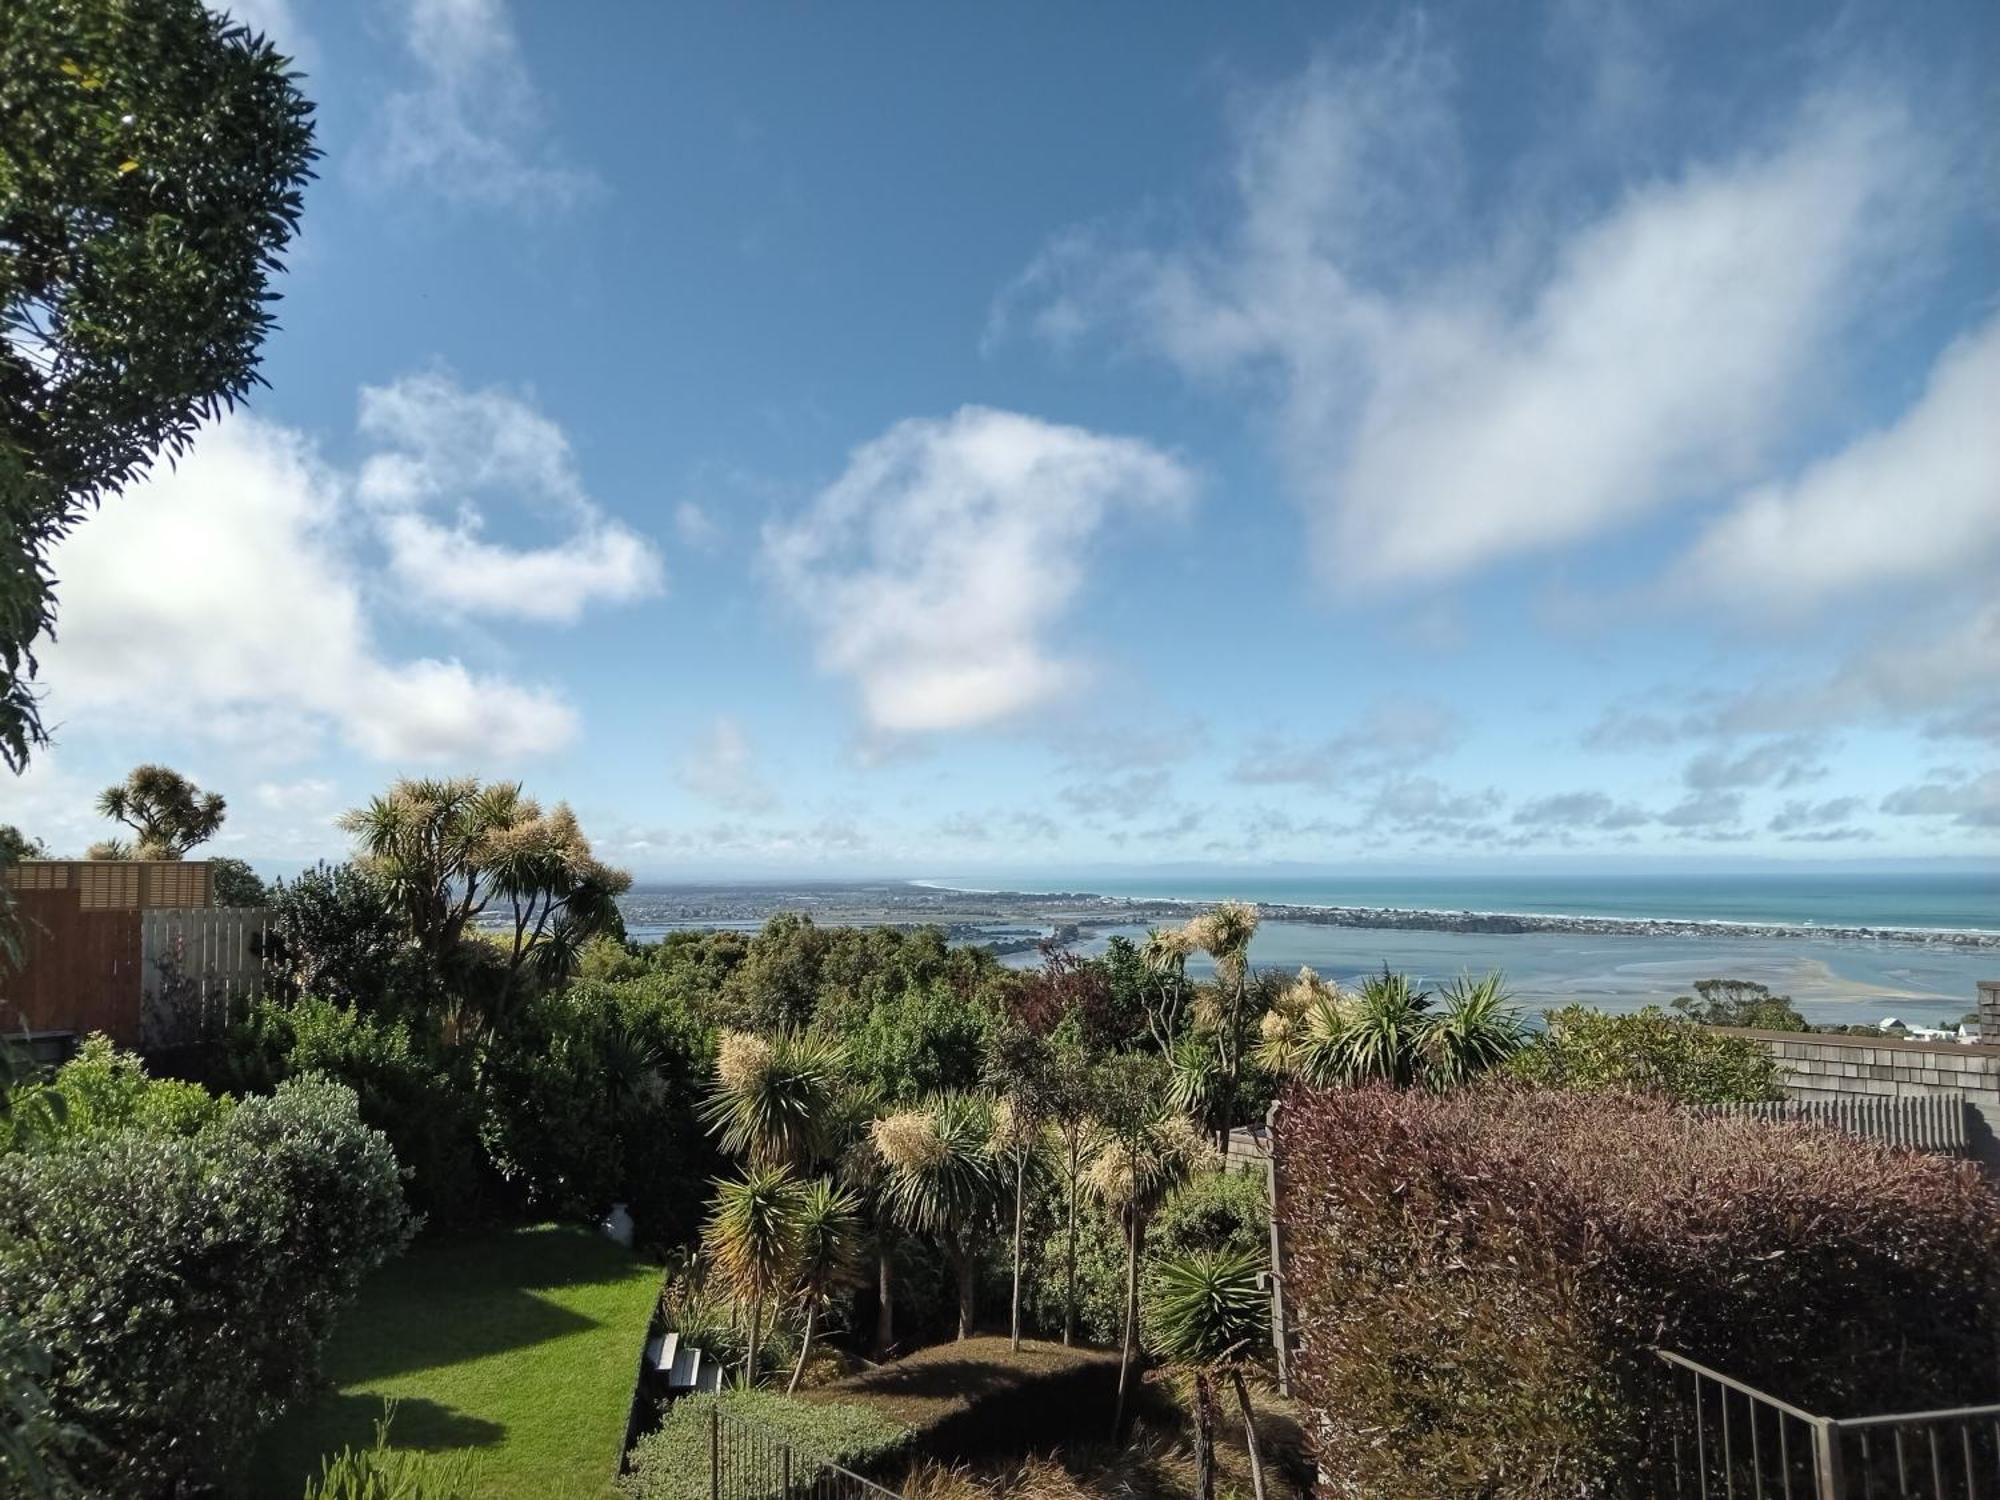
left=1230, top=1368, right=1267, bottom=1500
left=953, top=1239, right=976, bottom=1340
left=875, top=1239, right=895, bottom=1356
left=1063, top=1146, right=1080, bottom=1346
left=788, top=1299, right=817, bottom=1395
left=746, top=1295, right=762, bottom=1388
left=1010, top=1152, right=1025, bottom=1352
left=1191, top=1371, right=1216, bottom=1500
left=1114, top=1216, right=1144, bottom=1441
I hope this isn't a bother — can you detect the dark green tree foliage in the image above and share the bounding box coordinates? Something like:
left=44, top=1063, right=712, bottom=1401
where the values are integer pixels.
left=0, top=2, right=316, bottom=770
left=0, top=824, right=44, bottom=863
left=0, top=1312, right=80, bottom=1499
left=227, top=996, right=484, bottom=1224
left=1671, top=977, right=1809, bottom=1032
left=207, top=854, right=267, bottom=907
left=0, top=1074, right=410, bottom=1495
left=262, top=862, right=430, bottom=1016
left=847, top=979, right=995, bottom=1106
left=1275, top=1082, right=2000, bottom=1498
left=477, top=976, right=719, bottom=1248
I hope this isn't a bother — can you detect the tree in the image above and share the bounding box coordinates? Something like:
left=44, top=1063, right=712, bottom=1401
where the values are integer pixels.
left=1183, top=903, right=1257, bottom=1148
left=1041, top=1018, right=1102, bottom=1347
left=1256, top=968, right=1523, bottom=1092
left=1138, top=926, right=1196, bottom=1055
left=338, top=777, right=630, bottom=1025
left=1146, top=1248, right=1272, bottom=1500
left=702, top=1030, right=845, bottom=1172
left=207, top=857, right=267, bottom=908
left=787, top=1177, right=863, bottom=1394
left=1510, top=1005, right=1783, bottom=1104
left=984, top=1024, right=1056, bottom=1352
left=1672, top=978, right=1808, bottom=1032
left=1087, top=1052, right=1214, bottom=1440
left=702, top=1165, right=805, bottom=1387
left=870, top=1092, right=1001, bottom=1340
left=0, top=826, right=44, bottom=864
left=1, top=2, right=316, bottom=772
left=92, top=764, right=224, bottom=858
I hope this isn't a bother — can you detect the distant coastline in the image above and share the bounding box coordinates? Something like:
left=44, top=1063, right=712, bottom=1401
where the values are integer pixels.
left=909, top=879, right=2000, bottom=950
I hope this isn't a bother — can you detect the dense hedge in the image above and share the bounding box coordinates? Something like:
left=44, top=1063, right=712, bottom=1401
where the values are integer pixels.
left=622, top=1390, right=910, bottom=1500
left=805, top=1337, right=1125, bottom=1462
left=0, top=1075, right=412, bottom=1494
left=1275, top=1083, right=2000, bottom=1499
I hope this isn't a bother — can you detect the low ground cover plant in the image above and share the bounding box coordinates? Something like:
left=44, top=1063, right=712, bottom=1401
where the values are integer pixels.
left=1275, top=1082, right=2000, bottom=1499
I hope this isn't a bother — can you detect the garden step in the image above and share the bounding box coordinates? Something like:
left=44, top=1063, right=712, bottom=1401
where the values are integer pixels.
left=651, top=1332, right=680, bottom=1374
left=667, top=1344, right=701, bottom=1389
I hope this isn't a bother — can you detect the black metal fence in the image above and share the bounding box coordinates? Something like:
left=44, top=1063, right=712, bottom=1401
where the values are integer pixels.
left=708, top=1405, right=905, bottom=1500
left=1649, top=1348, right=2000, bottom=1500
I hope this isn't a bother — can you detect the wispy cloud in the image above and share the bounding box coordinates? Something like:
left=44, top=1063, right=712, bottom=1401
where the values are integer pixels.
left=355, top=0, right=596, bottom=209
left=677, top=717, right=778, bottom=814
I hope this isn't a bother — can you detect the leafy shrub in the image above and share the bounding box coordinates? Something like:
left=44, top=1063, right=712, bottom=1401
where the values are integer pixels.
left=0, top=1313, right=81, bottom=1499
left=805, top=1337, right=1124, bottom=1463
left=227, top=997, right=485, bottom=1224
left=1275, top=1082, right=2000, bottom=1498
left=263, top=862, right=437, bottom=1017
left=1509, top=1005, right=1782, bottom=1103
left=302, top=1406, right=475, bottom=1500
left=208, top=855, right=270, bottom=908
left=1022, top=1168, right=1268, bottom=1345
left=621, top=1390, right=909, bottom=1500
left=478, top=975, right=719, bottom=1248
left=21, top=1032, right=229, bottom=1143
left=0, top=1076, right=413, bottom=1494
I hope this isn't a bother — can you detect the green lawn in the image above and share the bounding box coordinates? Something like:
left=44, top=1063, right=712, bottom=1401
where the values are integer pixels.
left=249, top=1224, right=662, bottom=1499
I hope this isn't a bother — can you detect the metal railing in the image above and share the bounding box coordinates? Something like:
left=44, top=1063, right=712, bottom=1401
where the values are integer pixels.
left=1649, top=1349, right=2000, bottom=1500
left=708, top=1405, right=905, bottom=1500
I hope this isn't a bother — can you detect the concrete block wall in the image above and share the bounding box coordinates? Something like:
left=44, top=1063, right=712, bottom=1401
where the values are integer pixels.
left=1721, top=1026, right=2000, bottom=1173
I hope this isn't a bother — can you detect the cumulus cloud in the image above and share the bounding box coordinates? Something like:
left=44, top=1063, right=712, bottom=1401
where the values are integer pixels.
left=1233, top=699, right=1458, bottom=790
left=1768, top=796, right=1868, bottom=839
left=763, top=406, right=1195, bottom=735
left=357, top=372, right=662, bottom=622
left=1059, top=769, right=1173, bottom=823
left=42, top=413, right=576, bottom=760
left=1679, top=315, right=2000, bottom=609
left=997, top=38, right=1945, bottom=595
left=356, top=0, right=595, bottom=208
left=677, top=717, right=777, bottom=813
left=1659, top=790, right=1745, bottom=829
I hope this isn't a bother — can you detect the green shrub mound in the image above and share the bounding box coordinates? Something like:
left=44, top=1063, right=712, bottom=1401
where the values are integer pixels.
left=805, top=1337, right=1124, bottom=1462
left=0, top=1074, right=412, bottom=1495
left=621, top=1390, right=909, bottom=1500
left=1275, top=1082, right=2000, bottom=1499
left=1509, top=1005, right=1782, bottom=1103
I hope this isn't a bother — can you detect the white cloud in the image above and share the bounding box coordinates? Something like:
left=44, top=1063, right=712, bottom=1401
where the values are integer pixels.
left=254, top=777, right=337, bottom=813
left=1000, top=45, right=1941, bottom=592
left=357, top=0, right=594, bottom=208
left=1679, top=315, right=2000, bottom=609
left=357, top=372, right=662, bottom=622
left=42, top=412, right=576, bottom=761
left=763, top=407, right=1195, bottom=734
left=674, top=502, right=724, bottom=553
left=677, top=718, right=777, bottom=813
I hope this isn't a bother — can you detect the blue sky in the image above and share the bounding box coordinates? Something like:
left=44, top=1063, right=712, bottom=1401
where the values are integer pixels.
left=15, top=0, right=1999, bottom=877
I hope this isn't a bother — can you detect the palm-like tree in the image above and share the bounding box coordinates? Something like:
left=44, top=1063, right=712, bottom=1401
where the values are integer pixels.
left=1146, top=1248, right=1272, bottom=1500
left=787, top=1177, right=864, bottom=1393
left=1183, top=902, right=1258, bottom=1148
left=1251, top=966, right=1343, bottom=1082
left=870, top=1092, right=1002, bottom=1340
left=1421, top=973, right=1526, bottom=1091
left=702, top=1029, right=846, bottom=1170
left=1333, top=968, right=1433, bottom=1087
left=703, top=1165, right=805, bottom=1385
left=1139, top=926, right=1196, bottom=1055
left=1088, top=1085, right=1215, bottom=1439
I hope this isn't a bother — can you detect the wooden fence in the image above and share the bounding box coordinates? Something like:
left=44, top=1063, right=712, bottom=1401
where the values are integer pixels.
left=139, top=907, right=270, bottom=1049
left=1, top=890, right=268, bottom=1049
left=1, top=888, right=145, bottom=1044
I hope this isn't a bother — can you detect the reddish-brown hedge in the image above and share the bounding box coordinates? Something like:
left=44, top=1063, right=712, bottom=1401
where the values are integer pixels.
left=1274, top=1083, right=2000, bottom=1498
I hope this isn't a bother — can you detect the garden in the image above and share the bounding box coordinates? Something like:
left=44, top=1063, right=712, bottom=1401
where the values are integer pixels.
left=7, top=768, right=1906, bottom=1499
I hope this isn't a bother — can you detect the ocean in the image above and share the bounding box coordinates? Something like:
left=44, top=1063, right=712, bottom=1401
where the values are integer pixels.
left=987, top=872, right=1998, bottom=934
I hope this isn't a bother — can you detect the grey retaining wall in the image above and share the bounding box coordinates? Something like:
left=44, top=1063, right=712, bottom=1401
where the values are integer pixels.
left=1719, top=1026, right=2000, bottom=1174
